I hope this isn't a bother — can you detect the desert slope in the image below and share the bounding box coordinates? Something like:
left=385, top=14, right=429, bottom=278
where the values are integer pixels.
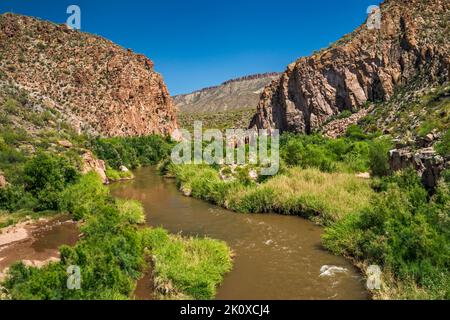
left=174, top=73, right=280, bottom=113
left=0, top=13, right=178, bottom=137
left=250, top=0, right=449, bottom=134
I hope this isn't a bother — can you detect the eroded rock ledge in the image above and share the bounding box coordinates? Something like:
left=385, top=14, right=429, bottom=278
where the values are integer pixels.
left=250, top=0, right=449, bottom=134
left=0, top=13, right=178, bottom=137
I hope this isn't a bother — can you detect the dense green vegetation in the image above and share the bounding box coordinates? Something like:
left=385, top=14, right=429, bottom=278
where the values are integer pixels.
left=323, top=171, right=449, bottom=299
left=0, top=152, right=80, bottom=214
left=164, top=127, right=449, bottom=299
left=171, top=164, right=373, bottom=225
left=2, top=173, right=145, bottom=300
left=88, top=135, right=174, bottom=171
left=0, top=90, right=89, bottom=224
left=436, top=129, right=450, bottom=157
left=2, top=173, right=232, bottom=300
left=1, top=83, right=448, bottom=299
left=0, top=91, right=232, bottom=300
left=280, top=131, right=389, bottom=175
left=164, top=130, right=382, bottom=226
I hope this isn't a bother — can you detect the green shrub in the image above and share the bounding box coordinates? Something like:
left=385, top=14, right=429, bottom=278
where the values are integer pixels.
left=369, top=137, right=392, bottom=177
left=2, top=98, right=21, bottom=115
left=23, top=152, right=79, bottom=211
left=106, top=168, right=134, bottom=182
left=106, top=168, right=121, bottom=181
left=3, top=168, right=233, bottom=300
left=281, top=136, right=337, bottom=172
left=3, top=203, right=146, bottom=300
left=417, top=120, right=437, bottom=137
left=323, top=171, right=450, bottom=299
left=0, top=127, right=29, bottom=145
left=0, top=185, right=36, bottom=212
left=345, top=125, right=369, bottom=140
left=435, top=129, right=450, bottom=157
left=60, top=172, right=109, bottom=220
left=338, top=110, right=353, bottom=119
left=0, top=111, right=10, bottom=124
left=116, top=199, right=145, bottom=225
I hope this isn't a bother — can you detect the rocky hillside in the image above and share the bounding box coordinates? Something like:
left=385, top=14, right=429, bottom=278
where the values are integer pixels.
left=174, top=73, right=280, bottom=113
left=0, top=13, right=178, bottom=137
left=250, top=0, right=449, bottom=134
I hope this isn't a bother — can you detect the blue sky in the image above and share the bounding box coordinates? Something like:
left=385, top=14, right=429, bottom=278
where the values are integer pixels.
left=0, top=0, right=381, bottom=95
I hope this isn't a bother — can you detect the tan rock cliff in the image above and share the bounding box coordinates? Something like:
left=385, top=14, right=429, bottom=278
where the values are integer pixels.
left=250, top=0, right=449, bottom=134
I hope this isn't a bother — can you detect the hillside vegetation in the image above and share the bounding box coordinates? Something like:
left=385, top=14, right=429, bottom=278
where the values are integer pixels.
left=0, top=88, right=232, bottom=300
left=163, top=127, right=449, bottom=299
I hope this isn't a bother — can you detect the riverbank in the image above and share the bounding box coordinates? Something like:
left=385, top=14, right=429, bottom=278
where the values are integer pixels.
left=0, top=216, right=78, bottom=280
left=111, top=167, right=368, bottom=299
left=166, top=162, right=449, bottom=300
left=0, top=173, right=233, bottom=300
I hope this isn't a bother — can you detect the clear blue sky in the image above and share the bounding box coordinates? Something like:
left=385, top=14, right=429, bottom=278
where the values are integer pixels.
left=1, top=0, right=381, bottom=95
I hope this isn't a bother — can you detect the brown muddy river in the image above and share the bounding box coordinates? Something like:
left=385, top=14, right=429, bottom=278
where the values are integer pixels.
left=111, top=167, right=368, bottom=300
left=0, top=217, right=78, bottom=273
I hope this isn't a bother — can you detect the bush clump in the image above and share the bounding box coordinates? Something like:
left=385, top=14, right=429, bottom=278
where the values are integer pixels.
left=23, top=152, right=79, bottom=211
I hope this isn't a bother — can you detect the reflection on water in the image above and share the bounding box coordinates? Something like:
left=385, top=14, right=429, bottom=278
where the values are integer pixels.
left=111, top=167, right=368, bottom=300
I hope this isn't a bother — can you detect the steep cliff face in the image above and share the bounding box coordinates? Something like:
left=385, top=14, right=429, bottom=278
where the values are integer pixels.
left=0, top=13, right=178, bottom=137
left=174, top=73, right=280, bottom=113
left=250, top=0, right=449, bottom=134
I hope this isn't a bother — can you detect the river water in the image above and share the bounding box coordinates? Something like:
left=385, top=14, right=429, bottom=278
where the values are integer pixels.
left=0, top=167, right=367, bottom=300
left=110, top=167, right=368, bottom=300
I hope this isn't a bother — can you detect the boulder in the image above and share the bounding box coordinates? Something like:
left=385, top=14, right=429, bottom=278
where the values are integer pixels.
left=119, top=165, right=129, bottom=173
left=389, top=147, right=446, bottom=190
left=58, top=140, right=73, bottom=148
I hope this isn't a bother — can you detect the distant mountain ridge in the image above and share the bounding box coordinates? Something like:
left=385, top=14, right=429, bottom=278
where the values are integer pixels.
left=174, top=72, right=280, bottom=114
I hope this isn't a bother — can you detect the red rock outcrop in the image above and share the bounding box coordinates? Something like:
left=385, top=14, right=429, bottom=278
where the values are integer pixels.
left=250, top=0, right=449, bottom=133
left=0, top=173, right=6, bottom=189
left=0, top=13, right=178, bottom=137
left=81, top=150, right=108, bottom=184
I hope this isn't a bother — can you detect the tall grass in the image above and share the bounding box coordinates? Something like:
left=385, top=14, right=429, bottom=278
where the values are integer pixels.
left=172, top=165, right=373, bottom=225
left=141, top=228, right=233, bottom=300
left=229, top=168, right=373, bottom=224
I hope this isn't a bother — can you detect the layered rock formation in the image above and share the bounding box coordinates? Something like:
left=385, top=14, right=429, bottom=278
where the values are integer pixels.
left=174, top=73, right=280, bottom=113
left=250, top=0, right=449, bottom=133
left=0, top=13, right=178, bottom=137
left=389, top=147, right=447, bottom=190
